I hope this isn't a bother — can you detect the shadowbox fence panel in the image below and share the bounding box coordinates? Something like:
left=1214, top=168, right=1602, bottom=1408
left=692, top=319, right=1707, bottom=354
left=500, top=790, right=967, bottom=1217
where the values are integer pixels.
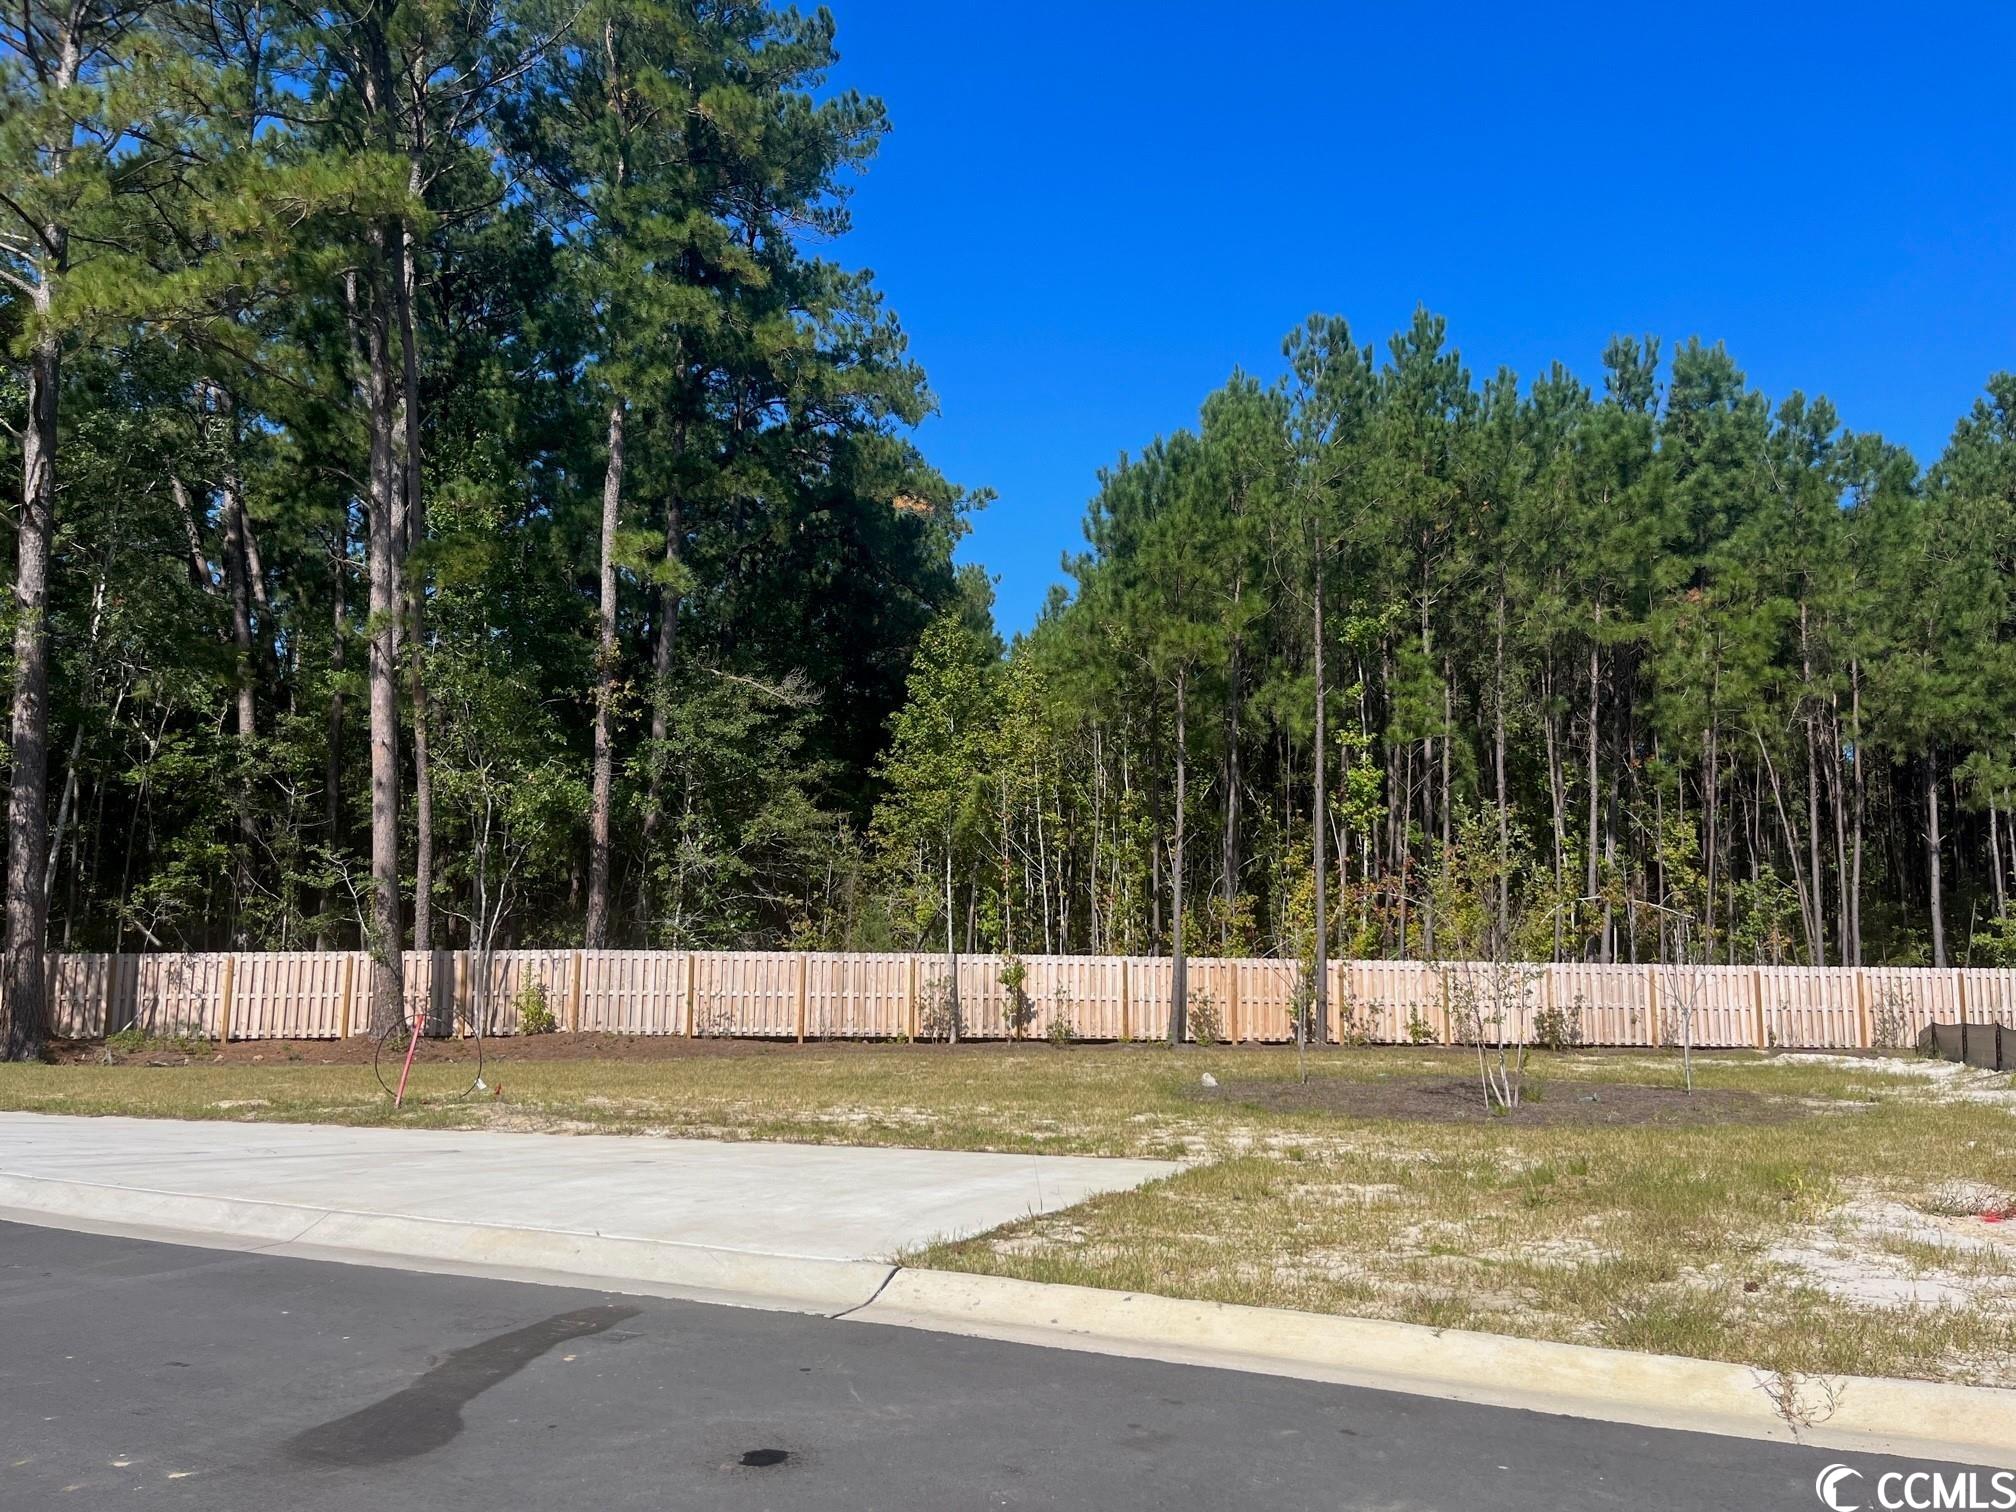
left=21, top=950, right=2016, bottom=1051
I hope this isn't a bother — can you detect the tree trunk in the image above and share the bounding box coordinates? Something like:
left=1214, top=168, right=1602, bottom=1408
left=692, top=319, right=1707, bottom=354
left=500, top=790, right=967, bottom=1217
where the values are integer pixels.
left=1493, top=587, right=1511, bottom=948
left=1584, top=622, right=1600, bottom=938
left=220, top=424, right=261, bottom=940
left=1312, top=568, right=1328, bottom=1045
left=363, top=249, right=406, bottom=1031
left=3, top=333, right=58, bottom=1061
left=1169, top=671, right=1189, bottom=1045
left=1992, top=796, right=2007, bottom=917
left=397, top=213, right=435, bottom=951
left=1542, top=674, right=1566, bottom=958
left=1701, top=718, right=1718, bottom=953
left=584, top=400, right=625, bottom=948
left=1849, top=663, right=1865, bottom=966
left=1221, top=650, right=1241, bottom=941
left=1800, top=607, right=1826, bottom=962
left=641, top=494, right=682, bottom=862
left=316, top=516, right=348, bottom=950
left=943, top=841, right=960, bottom=1042
left=1927, top=758, right=1947, bottom=968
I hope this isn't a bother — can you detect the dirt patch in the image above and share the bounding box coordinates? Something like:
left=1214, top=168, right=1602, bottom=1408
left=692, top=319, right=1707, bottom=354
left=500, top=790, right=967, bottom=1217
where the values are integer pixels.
left=1202, top=1075, right=1807, bottom=1127
left=43, top=1033, right=1154, bottom=1069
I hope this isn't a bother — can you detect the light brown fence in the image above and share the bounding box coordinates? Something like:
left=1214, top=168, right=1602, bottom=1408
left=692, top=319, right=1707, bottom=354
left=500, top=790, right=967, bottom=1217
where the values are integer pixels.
left=25, top=949, right=2016, bottom=1050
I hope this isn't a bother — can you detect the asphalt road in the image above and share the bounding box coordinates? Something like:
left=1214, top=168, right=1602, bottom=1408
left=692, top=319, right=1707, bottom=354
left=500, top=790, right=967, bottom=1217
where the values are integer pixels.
left=0, top=1220, right=1950, bottom=1511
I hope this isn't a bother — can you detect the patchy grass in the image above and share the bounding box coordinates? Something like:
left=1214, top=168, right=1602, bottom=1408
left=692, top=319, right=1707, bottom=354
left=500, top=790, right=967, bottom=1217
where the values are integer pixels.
left=4, top=1042, right=2014, bottom=1385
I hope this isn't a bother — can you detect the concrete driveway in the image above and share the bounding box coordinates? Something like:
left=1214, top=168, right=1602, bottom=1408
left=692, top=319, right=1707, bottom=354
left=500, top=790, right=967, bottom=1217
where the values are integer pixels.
left=0, top=1113, right=1174, bottom=1261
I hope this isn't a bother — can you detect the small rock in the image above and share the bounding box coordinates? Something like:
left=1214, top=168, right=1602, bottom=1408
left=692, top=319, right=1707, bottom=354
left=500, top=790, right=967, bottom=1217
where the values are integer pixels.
left=1579, top=1093, right=1600, bottom=1102
left=1200, top=1072, right=1219, bottom=1089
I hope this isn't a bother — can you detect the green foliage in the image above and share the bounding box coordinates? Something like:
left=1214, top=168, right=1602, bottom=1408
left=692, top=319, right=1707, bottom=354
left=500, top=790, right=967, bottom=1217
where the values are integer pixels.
left=11, top=2, right=2016, bottom=981
left=998, top=952, right=1034, bottom=1037
left=515, top=982, right=557, bottom=1036
left=4, top=0, right=975, bottom=962
left=1187, top=992, right=1223, bottom=1046
left=1533, top=999, right=1585, bottom=1052
left=1043, top=987, right=1079, bottom=1047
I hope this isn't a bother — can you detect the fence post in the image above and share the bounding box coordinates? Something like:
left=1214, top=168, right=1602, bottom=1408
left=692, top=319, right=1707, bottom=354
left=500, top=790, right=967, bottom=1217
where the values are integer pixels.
left=1957, top=970, right=1970, bottom=1063
left=795, top=954, right=808, bottom=1044
left=906, top=953, right=919, bottom=1040
left=338, top=954, right=354, bottom=1038
left=567, top=950, right=584, bottom=1033
left=1648, top=968, right=1661, bottom=1047
left=1120, top=958, right=1131, bottom=1041
left=1856, top=968, right=1871, bottom=1049
left=1230, top=961, right=1243, bottom=1043
left=681, top=952, right=695, bottom=1037
left=1439, top=966, right=1453, bottom=1045
left=1753, top=968, right=1768, bottom=1050
left=217, top=952, right=237, bottom=1043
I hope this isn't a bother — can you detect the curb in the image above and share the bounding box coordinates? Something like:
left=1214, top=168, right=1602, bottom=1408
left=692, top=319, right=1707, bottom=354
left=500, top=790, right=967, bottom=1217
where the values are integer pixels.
left=851, top=1270, right=2016, bottom=1469
left=0, top=1174, right=894, bottom=1316
left=7, top=1173, right=2011, bottom=1466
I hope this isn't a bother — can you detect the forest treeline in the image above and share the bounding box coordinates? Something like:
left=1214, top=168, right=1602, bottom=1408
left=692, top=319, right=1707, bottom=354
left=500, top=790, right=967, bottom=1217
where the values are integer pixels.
left=0, top=0, right=984, bottom=1055
left=7, top=3, right=2016, bottom=1060
left=874, top=314, right=2016, bottom=1029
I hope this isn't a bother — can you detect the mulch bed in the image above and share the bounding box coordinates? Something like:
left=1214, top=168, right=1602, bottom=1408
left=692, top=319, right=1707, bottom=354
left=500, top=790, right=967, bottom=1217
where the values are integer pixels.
left=1201, top=1074, right=1808, bottom=1127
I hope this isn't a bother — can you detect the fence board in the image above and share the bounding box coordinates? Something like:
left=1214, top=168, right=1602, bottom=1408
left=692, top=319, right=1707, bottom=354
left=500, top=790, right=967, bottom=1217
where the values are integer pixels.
left=1227, top=957, right=1302, bottom=1042
left=1545, top=964, right=1653, bottom=1047
left=464, top=950, right=573, bottom=1036
left=28, top=949, right=2016, bottom=1048
left=109, top=952, right=229, bottom=1038
left=1864, top=967, right=1957, bottom=1045
left=1442, top=961, right=1544, bottom=1046
left=1340, top=960, right=1440, bottom=1043
left=48, top=953, right=113, bottom=1038
left=1021, top=955, right=1125, bottom=1040
left=1758, top=965, right=1861, bottom=1050
left=1958, top=970, right=2016, bottom=1030
left=803, top=953, right=912, bottom=1039
left=1124, top=958, right=1173, bottom=1041
left=583, top=950, right=688, bottom=1034
left=233, top=951, right=353, bottom=1039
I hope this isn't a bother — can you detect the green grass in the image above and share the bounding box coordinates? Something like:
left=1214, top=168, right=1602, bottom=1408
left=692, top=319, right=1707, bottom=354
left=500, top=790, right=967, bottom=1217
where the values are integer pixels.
left=5, top=1043, right=2013, bottom=1385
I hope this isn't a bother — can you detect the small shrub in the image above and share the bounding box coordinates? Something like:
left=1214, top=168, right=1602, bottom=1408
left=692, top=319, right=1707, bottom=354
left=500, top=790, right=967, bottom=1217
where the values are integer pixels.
left=1405, top=1007, right=1437, bottom=1044
left=104, top=1026, right=211, bottom=1056
left=1187, top=991, right=1223, bottom=1046
left=693, top=996, right=737, bottom=1038
left=1870, top=985, right=1911, bottom=1052
left=999, top=953, right=1035, bottom=1038
left=916, top=976, right=958, bottom=1041
left=1532, top=997, right=1584, bottom=1052
left=516, top=981, right=557, bottom=1035
left=1043, top=984, right=1078, bottom=1046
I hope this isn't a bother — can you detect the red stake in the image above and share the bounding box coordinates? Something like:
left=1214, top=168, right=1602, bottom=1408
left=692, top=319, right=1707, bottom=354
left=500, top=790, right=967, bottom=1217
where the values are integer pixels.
left=393, top=1013, right=423, bottom=1109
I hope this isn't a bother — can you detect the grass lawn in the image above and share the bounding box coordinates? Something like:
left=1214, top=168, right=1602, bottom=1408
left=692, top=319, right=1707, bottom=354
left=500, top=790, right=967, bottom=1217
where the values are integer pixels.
left=4, top=1038, right=2013, bottom=1386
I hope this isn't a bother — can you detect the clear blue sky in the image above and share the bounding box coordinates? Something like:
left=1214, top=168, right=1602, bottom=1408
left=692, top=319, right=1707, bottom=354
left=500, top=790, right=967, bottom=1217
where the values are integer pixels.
left=825, top=2, right=2016, bottom=635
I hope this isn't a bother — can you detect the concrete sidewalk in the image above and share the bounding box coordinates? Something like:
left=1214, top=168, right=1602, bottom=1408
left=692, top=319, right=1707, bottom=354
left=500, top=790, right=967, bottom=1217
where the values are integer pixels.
left=0, top=1113, right=1176, bottom=1309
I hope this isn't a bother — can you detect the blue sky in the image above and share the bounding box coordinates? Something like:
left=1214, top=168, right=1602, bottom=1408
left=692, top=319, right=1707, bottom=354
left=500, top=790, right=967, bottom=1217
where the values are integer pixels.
left=825, top=3, right=2016, bottom=635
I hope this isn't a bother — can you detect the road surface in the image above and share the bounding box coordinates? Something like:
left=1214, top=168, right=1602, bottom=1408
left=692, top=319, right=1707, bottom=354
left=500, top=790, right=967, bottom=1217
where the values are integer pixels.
left=0, top=1220, right=1949, bottom=1510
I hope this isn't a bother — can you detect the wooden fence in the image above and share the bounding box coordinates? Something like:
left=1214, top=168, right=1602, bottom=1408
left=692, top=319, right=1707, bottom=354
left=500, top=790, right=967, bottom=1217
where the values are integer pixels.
left=30, top=949, right=2016, bottom=1050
